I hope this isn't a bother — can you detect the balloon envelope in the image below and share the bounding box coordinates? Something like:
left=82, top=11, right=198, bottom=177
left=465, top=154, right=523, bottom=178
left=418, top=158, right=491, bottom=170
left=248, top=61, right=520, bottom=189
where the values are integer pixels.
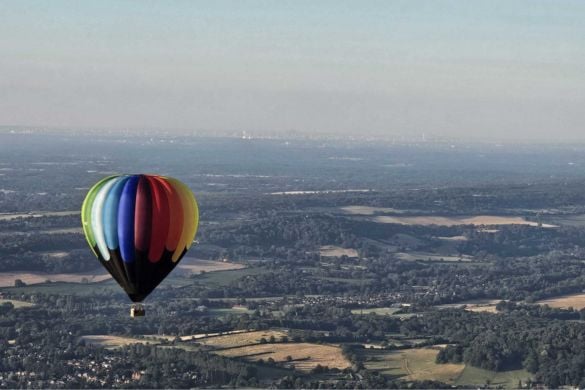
left=81, top=174, right=199, bottom=302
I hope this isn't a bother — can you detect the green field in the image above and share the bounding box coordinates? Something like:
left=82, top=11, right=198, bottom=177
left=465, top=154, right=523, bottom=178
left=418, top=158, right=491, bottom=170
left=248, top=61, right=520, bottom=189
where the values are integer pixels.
left=362, top=347, right=465, bottom=383
left=454, top=366, right=532, bottom=388
left=362, top=347, right=532, bottom=388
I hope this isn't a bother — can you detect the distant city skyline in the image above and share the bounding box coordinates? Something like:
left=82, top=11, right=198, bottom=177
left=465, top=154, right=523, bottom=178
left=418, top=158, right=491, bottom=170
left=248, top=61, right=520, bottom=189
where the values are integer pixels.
left=1, top=1, right=584, bottom=142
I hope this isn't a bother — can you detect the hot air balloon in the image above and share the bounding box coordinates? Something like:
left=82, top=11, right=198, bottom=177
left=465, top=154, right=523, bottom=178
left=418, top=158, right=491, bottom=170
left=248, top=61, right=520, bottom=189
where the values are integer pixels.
left=81, top=174, right=199, bottom=317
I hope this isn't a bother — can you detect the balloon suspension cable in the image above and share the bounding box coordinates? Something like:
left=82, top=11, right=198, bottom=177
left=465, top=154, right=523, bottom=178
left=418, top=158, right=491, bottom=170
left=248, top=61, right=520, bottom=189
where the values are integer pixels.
left=130, top=303, right=145, bottom=317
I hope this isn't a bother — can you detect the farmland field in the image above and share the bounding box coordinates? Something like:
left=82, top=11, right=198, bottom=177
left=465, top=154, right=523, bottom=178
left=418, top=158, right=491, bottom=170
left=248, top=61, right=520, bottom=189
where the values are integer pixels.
left=363, top=346, right=531, bottom=388
left=395, top=252, right=473, bottom=262
left=437, top=299, right=502, bottom=313
left=536, top=293, right=585, bottom=310
left=350, top=307, right=402, bottom=316
left=81, top=335, right=159, bottom=349
left=177, top=258, right=247, bottom=274
left=191, top=329, right=350, bottom=372
left=372, top=215, right=556, bottom=227
left=0, top=210, right=79, bottom=221
left=545, top=214, right=585, bottom=227
left=208, top=307, right=254, bottom=316
left=319, top=245, right=359, bottom=258
left=2, top=279, right=121, bottom=295
left=195, top=330, right=288, bottom=348
left=215, top=342, right=351, bottom=372
left=0, top=271, right=111, bottom=287
left=0, top=298, right=34, bottom=308
left=340, top=206, right=404, bottom=215
left=437, top=235, right=468, bottom=241
left=147, top=329, right=251, bottom=342
left=192, top=267, right=267, bottom=287
left=363, top=346, right=465, bottom=383
left=0, top=258, right=246, bottom=289
left=454, top=366, right=532, bottom=388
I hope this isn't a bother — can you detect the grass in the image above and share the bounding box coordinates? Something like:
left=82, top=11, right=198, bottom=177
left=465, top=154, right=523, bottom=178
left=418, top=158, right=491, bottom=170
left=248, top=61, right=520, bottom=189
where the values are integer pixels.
left=196, top=330, right=288, bottom=348
left=363, top=346, right=465, bottom=383
left=362, top=345, right=532, bottom=388
left=158, top=344, right=201, bottom=352
left=0, top=298, right=34, bottom=308
left=454, top=366, right=532, bottom=388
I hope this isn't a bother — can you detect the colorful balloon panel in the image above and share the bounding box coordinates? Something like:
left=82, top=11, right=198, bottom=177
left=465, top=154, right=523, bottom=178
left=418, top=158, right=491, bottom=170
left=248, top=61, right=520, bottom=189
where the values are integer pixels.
left=81, top=174, right=199, bottom=302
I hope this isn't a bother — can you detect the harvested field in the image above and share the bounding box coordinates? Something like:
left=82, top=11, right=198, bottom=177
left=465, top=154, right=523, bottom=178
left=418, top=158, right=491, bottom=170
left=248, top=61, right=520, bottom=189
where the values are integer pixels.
left=437, top=235, right=468, bottom=241
left=43, top=251, right=69, bottom=258
left=0, top=298, right=34, bottom=308
left=437, top=299, right=502, bottom=313
left=0, top=271, right=111, bottom=287
left=196, top=330, right=288, bottom=348
left=319, top=245, right=358, bottom=258
left=0, top=259, right=243, bottom=288
left=215, top=342, right=351, bottom=372
left=536, top=293, right=585, bottom=310
left=178, top=258, right=246, bottom=274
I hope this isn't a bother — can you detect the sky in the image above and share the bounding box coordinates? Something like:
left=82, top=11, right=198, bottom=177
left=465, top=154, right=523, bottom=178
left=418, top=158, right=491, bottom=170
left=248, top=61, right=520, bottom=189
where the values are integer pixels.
left=1, top=1, right=584, bottom=141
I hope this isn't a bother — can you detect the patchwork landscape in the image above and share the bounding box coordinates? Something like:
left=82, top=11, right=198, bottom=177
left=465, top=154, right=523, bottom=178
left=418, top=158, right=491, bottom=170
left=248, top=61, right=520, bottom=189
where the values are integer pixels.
left=3, top=133, right=585, bottom=387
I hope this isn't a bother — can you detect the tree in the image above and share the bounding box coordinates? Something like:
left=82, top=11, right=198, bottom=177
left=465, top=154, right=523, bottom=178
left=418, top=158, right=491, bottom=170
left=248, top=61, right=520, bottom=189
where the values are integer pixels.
left=14, top=279, right=26, bottom=287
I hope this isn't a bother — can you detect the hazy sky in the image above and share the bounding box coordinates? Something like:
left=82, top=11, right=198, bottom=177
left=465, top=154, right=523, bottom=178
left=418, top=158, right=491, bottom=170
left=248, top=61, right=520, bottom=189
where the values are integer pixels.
left=1, top=1, right=584, bottom=141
